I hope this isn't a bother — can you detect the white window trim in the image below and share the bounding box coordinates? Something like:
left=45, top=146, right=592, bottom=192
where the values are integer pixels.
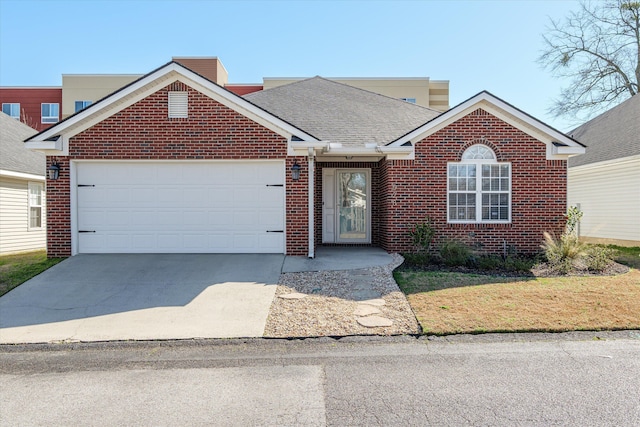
left=41, top=103, right=59, bottom=124
left=28, top=181, right=44, bottom=231
left=2, top=103, right=20, bottom=119
left=447, top=146, right=512, bottom=224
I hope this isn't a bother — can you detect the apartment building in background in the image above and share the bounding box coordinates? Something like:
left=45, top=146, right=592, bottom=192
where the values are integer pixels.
left=1, top=56, right=450, bottom=130
left=0, top=87, right=62, bottom=131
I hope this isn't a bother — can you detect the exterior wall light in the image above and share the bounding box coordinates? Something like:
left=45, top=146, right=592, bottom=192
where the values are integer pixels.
left=47, top=162, right=61, bottom=180
left=291, top=161, right=301, bottom=181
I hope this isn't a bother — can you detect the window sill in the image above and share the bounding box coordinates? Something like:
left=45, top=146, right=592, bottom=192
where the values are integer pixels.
left=447, top=222, right=512, bottom=228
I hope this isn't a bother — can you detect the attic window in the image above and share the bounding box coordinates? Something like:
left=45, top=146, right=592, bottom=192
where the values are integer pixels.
left=168, top=91, right=188, bottom=118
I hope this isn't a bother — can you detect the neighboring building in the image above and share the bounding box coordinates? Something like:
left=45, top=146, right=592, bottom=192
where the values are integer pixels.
left=61, top=57, right=231, bottom=119
left=568, top=94, right=640, bottom=246
left=0, top=112, right=46, bottom=254
left=0, top=87, right=62, bottom=131
left=2, top=56, right=449, bottom=126
left=24, top=62, right=583, bottom=258
left=263, top=77, right=449, bottom=111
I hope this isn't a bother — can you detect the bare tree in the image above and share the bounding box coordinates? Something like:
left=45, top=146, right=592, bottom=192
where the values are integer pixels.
left=539, top=0, right=639, bottom=120
left=20, top=108, right=40, bottom=130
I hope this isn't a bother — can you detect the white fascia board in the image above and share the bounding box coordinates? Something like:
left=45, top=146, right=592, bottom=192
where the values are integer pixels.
left=552, top=145, right=586, bottom=156
left=24, top=135, right=66, bottom=154
left=376, top=145, right=415, bottom=160
left=0, top=169, right=45, bottom=181
left=288, top=141, right=330, bottom=156
left=26, top=63, right=319, bottom=149
left=389, top=92, right=583, bottom=151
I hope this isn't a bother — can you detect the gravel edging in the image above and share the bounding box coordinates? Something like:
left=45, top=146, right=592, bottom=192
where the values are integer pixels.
left=264, top=254, right=420, bottom=338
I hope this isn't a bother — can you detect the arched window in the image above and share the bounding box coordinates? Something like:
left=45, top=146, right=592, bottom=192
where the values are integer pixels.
left=448, top=145, right=511, bottom=223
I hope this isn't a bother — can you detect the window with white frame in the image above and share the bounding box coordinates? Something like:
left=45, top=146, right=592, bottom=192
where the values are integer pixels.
left=74, top=100, right=92, bottom=112
left=28, top=182, right=43, bottom=229
left=448, top=144, right=511, bottom=223
left=2, top=103, right=20, bottom=119
left=41, top=103, right=59, bottom=123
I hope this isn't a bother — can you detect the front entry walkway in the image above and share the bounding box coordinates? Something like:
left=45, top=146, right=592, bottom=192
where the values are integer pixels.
left=0, top=254, right=283, bottom=344
left=283, top=246, right=393, bottom=272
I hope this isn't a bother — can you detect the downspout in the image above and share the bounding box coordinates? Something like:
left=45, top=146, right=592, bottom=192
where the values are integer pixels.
left=308, top=147, right=315, bottom=258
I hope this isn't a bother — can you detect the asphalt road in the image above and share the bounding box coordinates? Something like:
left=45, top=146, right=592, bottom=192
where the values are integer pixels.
left=1, top=331, right=639, bottom=426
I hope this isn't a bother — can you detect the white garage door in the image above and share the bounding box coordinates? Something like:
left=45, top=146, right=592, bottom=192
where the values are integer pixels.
left=76, top=161, right=285, bottom=253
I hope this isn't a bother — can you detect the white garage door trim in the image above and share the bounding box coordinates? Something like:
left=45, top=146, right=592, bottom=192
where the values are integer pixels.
left=71, top=160, right=286, bottom=255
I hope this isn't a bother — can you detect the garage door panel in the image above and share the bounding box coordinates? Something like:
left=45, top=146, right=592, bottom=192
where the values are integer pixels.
left=209, top=188, right=234, bottom=204
left=76, top=162, right=285, bottom=253
left=78, top=209, right=106, bottom=229
left=130, top=188, right=155, bottom=204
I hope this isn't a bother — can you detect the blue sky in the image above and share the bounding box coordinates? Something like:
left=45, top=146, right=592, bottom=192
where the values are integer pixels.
left=0, top=0, right=581, bottom=131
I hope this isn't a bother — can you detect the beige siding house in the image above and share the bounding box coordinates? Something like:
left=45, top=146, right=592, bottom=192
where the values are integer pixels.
left=568, top=94, right=640, bottom=246
left=0, top=112, right=46, bottom=254
left=61, top=57, right=230, bottom=119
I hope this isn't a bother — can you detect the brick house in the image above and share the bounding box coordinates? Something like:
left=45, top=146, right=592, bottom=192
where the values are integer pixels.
left=24, top=62, right=585, bottom=257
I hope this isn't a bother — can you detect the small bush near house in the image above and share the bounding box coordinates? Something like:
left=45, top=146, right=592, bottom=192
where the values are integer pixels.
left=439, top=240, right=471, bottom=267
left=585, top=246, right=615, bottom=272
left=503, top=255, right=537, bottom=272
left=402, top=252, right=433, bottom=267
left=541, top=231, right=588, bottom=274
left=408, top=218, right=436, bottom=254
left=473, top=254, right=503, bottom=271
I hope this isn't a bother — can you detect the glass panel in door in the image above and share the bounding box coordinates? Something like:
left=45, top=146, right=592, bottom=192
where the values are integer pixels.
left=337, top=171, right=367, bottom=241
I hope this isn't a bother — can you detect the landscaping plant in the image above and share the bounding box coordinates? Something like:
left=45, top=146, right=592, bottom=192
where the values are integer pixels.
left=409, top=217, right=436, bottom=254
left=439, top=240, right=471, bottom=267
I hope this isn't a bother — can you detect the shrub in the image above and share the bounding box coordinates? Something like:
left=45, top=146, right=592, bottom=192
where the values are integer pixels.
left=503, top=256, right=536, bottom=272
left=409, top=218, right=436, bottom=253
left=402, top=252, right=433, bottom=267
left=439, top=240, right=471, bottom=267
left=585, top=246, right=614, bottom=272
left=475, top=255, right=503, bottom=271
left=541, top=232, right=587, bottom=274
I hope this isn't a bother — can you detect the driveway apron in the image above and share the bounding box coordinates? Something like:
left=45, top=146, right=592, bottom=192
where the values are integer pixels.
left=0, top=254, right=283, bottom=344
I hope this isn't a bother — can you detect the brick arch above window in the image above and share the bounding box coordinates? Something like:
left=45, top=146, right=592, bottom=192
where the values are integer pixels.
left=457, top=138, right=503, bottom=161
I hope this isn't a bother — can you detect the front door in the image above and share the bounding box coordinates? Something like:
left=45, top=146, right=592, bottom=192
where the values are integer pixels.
left=322, top=168, right=370, bottom=243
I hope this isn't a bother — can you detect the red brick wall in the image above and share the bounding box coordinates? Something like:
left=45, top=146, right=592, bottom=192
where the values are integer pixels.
left=46, top=81, right=308, bottom=256
left=379, top=108, right=567, bottom=255
left=0, top=87, right=62, bottom=131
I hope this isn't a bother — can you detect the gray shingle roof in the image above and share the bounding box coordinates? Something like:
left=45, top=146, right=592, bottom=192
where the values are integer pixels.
left=0, top=112, right=44, bottom=176
left=568, top=94, right=640, bottom=167
left=245, top=77, right=441, bottom=146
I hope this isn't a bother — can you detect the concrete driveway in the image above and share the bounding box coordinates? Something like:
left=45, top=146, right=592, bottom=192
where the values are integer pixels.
left=0, top=254, right=283, bottom=344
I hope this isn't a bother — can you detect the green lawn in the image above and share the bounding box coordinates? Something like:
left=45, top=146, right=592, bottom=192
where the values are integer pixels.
left=395, top=246, right=640, bottom=335
left=0, top=250, right=65, bottom=297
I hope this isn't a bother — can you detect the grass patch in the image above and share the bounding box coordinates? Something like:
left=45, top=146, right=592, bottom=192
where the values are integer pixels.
left=609, top=245, right=640, bottom=269
left=0, top=250, right=65, bottom=297
left=396, top=267, right=640, bottom=335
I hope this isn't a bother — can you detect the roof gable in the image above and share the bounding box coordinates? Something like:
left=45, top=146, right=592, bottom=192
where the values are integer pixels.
left=389, top=91, right=585, bottom=160
left=568, top=94, right=640, bottom=167
left=246, top=77, right=441, bottom=147
left=25, top=62, right=319, bottom=154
